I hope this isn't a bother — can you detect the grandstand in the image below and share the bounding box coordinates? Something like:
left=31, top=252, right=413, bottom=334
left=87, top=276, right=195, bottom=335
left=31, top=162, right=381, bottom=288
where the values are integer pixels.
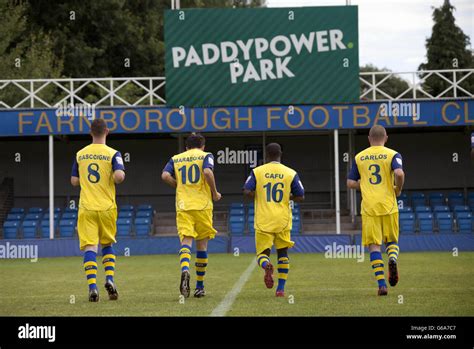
left=0, top=67, right=473, bottom=256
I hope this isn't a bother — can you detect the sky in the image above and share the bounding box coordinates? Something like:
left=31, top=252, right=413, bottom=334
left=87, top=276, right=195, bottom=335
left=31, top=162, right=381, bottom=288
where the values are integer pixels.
left=267, top=0, right=474, bottom=73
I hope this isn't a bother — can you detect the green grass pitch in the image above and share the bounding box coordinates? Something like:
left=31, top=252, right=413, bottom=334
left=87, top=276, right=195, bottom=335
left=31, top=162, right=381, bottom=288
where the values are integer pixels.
left=0, top=252, right=473, bottom=316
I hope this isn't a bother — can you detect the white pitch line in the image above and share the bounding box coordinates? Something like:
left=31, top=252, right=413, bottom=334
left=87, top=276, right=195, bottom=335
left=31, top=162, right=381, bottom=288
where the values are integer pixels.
left=210, top=259, right=256, bottom=317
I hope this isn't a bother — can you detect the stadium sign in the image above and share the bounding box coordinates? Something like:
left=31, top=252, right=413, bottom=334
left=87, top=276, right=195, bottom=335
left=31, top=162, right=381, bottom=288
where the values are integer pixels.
left=0, top=100, right=472, bottom=137
left=164, top=6, right=359, bottom=107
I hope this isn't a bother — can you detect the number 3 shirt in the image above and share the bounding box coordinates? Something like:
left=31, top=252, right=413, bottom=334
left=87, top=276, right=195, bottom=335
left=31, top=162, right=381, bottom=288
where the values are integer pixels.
left=244, top=161, right=304, bottom=233
left=348, top=146, right=402, bottom=217
left=71, top=144, right=125, bottom=211
left=163, top=148, right=214, bottom=212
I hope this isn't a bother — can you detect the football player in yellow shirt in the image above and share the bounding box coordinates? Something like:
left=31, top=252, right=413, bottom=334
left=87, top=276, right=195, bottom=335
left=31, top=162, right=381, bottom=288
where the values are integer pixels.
left=347, top=125, right=405, bottom=296
left=243, top=143, right=305, bottom=297
left=71, top=118, right=125, bottom=302
left=162, top=133, right=221, bottom=298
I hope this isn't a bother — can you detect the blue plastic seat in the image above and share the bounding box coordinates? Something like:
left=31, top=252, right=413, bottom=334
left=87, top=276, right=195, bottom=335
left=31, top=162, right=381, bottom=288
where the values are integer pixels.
left=433, top=205, right=450, bottom=213
left=136, top=211, right=152, bottom=218
left=40, top=220, right=57, bottom=238
left=448, top=192, right=464, bottom=208
left=397, top=193, right=409, bottom=208
left=414, top=206, right=431, bottom=213
left=453, top=205, right=470, bottom=213
left=399, top=213, right=415, bottom=234
left=417, top=212, right=434, bottom=233
left=61, top=212, right=77, bottom=220
left=292, top=215, right=301, bottom=234
left=118, top=211, right=133, bottom=218
left=411, top=192, right=426, bottom=207
left=43, top=213, right=60, bottom=221
left=119, top=205, right=134, bottom=212
left=59, top=220, right=76, bottom=237
left=247, top=216, right=255, bottom=234
left=22, top=220, right=38, bottom=238
left=64, top=207, right=78, bottom=213
left=28, top=207, right=43, bottom=214
left=428, top=192, right=445, bottom=208
left=7, top=213, right=23, bottom=221
left=3, top=221, right=20, bottom=239
left=9, top=207, right=25, bottom=214
left=229, top=216, right=245, bottom=234
left=436, top=212, right=453, bottom=233
left=137, top=204, right=153, bottom=211
left=24, top=213, right=42, bottom=221
left=117, top=218, right=132, bottom=236
left=456, top=212, right=473, bottom=233
left=230, top=202, right=244, bottom=209
left=230, top=208, right=245, bottom=216
left=398, top=206, right=413, bottom=213
left=134, top=218, right=151, bottom=236
left=46, top=207, right=62, bottom=213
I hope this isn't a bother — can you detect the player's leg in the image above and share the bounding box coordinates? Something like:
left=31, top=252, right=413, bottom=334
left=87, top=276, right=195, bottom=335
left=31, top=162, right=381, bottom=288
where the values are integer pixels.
left=98, top=209, right=119, bottom=300
left=194, top=238, right=209, bottom=298
left=192, top=209, right=217, bottom=297
left=363, top=215, right=387, bottom=296
left=179, top=236, right=193, bottom=298
left=274, top=230, right=294, bottom=297
left=255, top=229, right=275, bottom=289
left=276, top=248, right=289, bottom=297
left=384, top=212, right=400, bottom=287
left=176, top=210, right=197, bottom=298
left=369, top=244, right=387, bottom=296
left=101, top=244, right=118, bottom=299
left=83, top=245, right=100, bottom=302
left=78, top=208, right=100, bottom=302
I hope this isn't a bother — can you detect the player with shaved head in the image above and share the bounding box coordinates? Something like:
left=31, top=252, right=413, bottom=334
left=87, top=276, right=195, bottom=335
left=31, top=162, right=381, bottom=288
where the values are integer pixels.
left=347, top=125, right=405, bottom=296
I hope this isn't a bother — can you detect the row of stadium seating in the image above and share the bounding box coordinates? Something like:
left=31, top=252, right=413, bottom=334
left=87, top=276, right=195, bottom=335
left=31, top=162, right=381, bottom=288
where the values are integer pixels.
left=397, top=192, right=474, bottom=210
left=398, top=204, right=473, bottom=233
left=2, top=205, right=155, bottom=239
left=228, top=202, right=301, bottom=235
left=399, top=212, right=473, bottom=234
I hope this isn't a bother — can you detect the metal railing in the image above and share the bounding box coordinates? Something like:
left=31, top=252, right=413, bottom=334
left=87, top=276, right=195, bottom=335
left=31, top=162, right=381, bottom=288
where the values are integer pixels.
left=0, top=69, right=472, bottom=109
left=0, top=77, right=166, bottom=109
left=360, top=68, right=473, bottom=101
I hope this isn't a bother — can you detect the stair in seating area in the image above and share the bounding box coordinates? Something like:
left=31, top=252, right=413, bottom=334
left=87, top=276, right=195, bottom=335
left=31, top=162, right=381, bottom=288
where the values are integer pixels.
left=301, top=208, right=361, bottom=234
left=0, top=178, right=14, bottom=236
left=153, top=210, right=229, bottom=236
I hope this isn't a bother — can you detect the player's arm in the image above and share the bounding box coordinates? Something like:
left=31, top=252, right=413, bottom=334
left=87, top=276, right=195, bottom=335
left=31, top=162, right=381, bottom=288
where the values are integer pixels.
left=203, top=154, right=221, bottom=201
left=112, top=152, right=126, bottom=184
left=70, top=158, right=80, bottom=187
left=161, top=158, right=177, bottom=188
left=290, top=173, right=305, bottom=202
left=346, top=159, right=361, bottom=190
left=392, top=153, right=404, bottom=197
left=242, top=170, right=256, bottom=199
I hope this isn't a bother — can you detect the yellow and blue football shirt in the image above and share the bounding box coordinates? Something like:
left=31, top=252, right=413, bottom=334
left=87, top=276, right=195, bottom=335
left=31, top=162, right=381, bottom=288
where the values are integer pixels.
left=71, top=144, right=125, bottom=211
left=163, top=148, right=214, bottom=212
left=348, top=146, right=403, bottom=216
left=243, top=161, right=304, bottom=233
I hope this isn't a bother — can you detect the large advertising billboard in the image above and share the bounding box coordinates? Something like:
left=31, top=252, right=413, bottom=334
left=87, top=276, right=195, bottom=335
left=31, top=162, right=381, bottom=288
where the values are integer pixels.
left=165, top=6, right=359, bottom=107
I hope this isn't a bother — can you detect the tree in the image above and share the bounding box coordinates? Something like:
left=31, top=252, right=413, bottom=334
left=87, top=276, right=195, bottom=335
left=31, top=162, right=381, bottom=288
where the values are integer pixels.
left=418, top=0, right=474, bottom=97
left=0, top=0, right=63, bottom=107
left=360, top=64, right=411, bottom=100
